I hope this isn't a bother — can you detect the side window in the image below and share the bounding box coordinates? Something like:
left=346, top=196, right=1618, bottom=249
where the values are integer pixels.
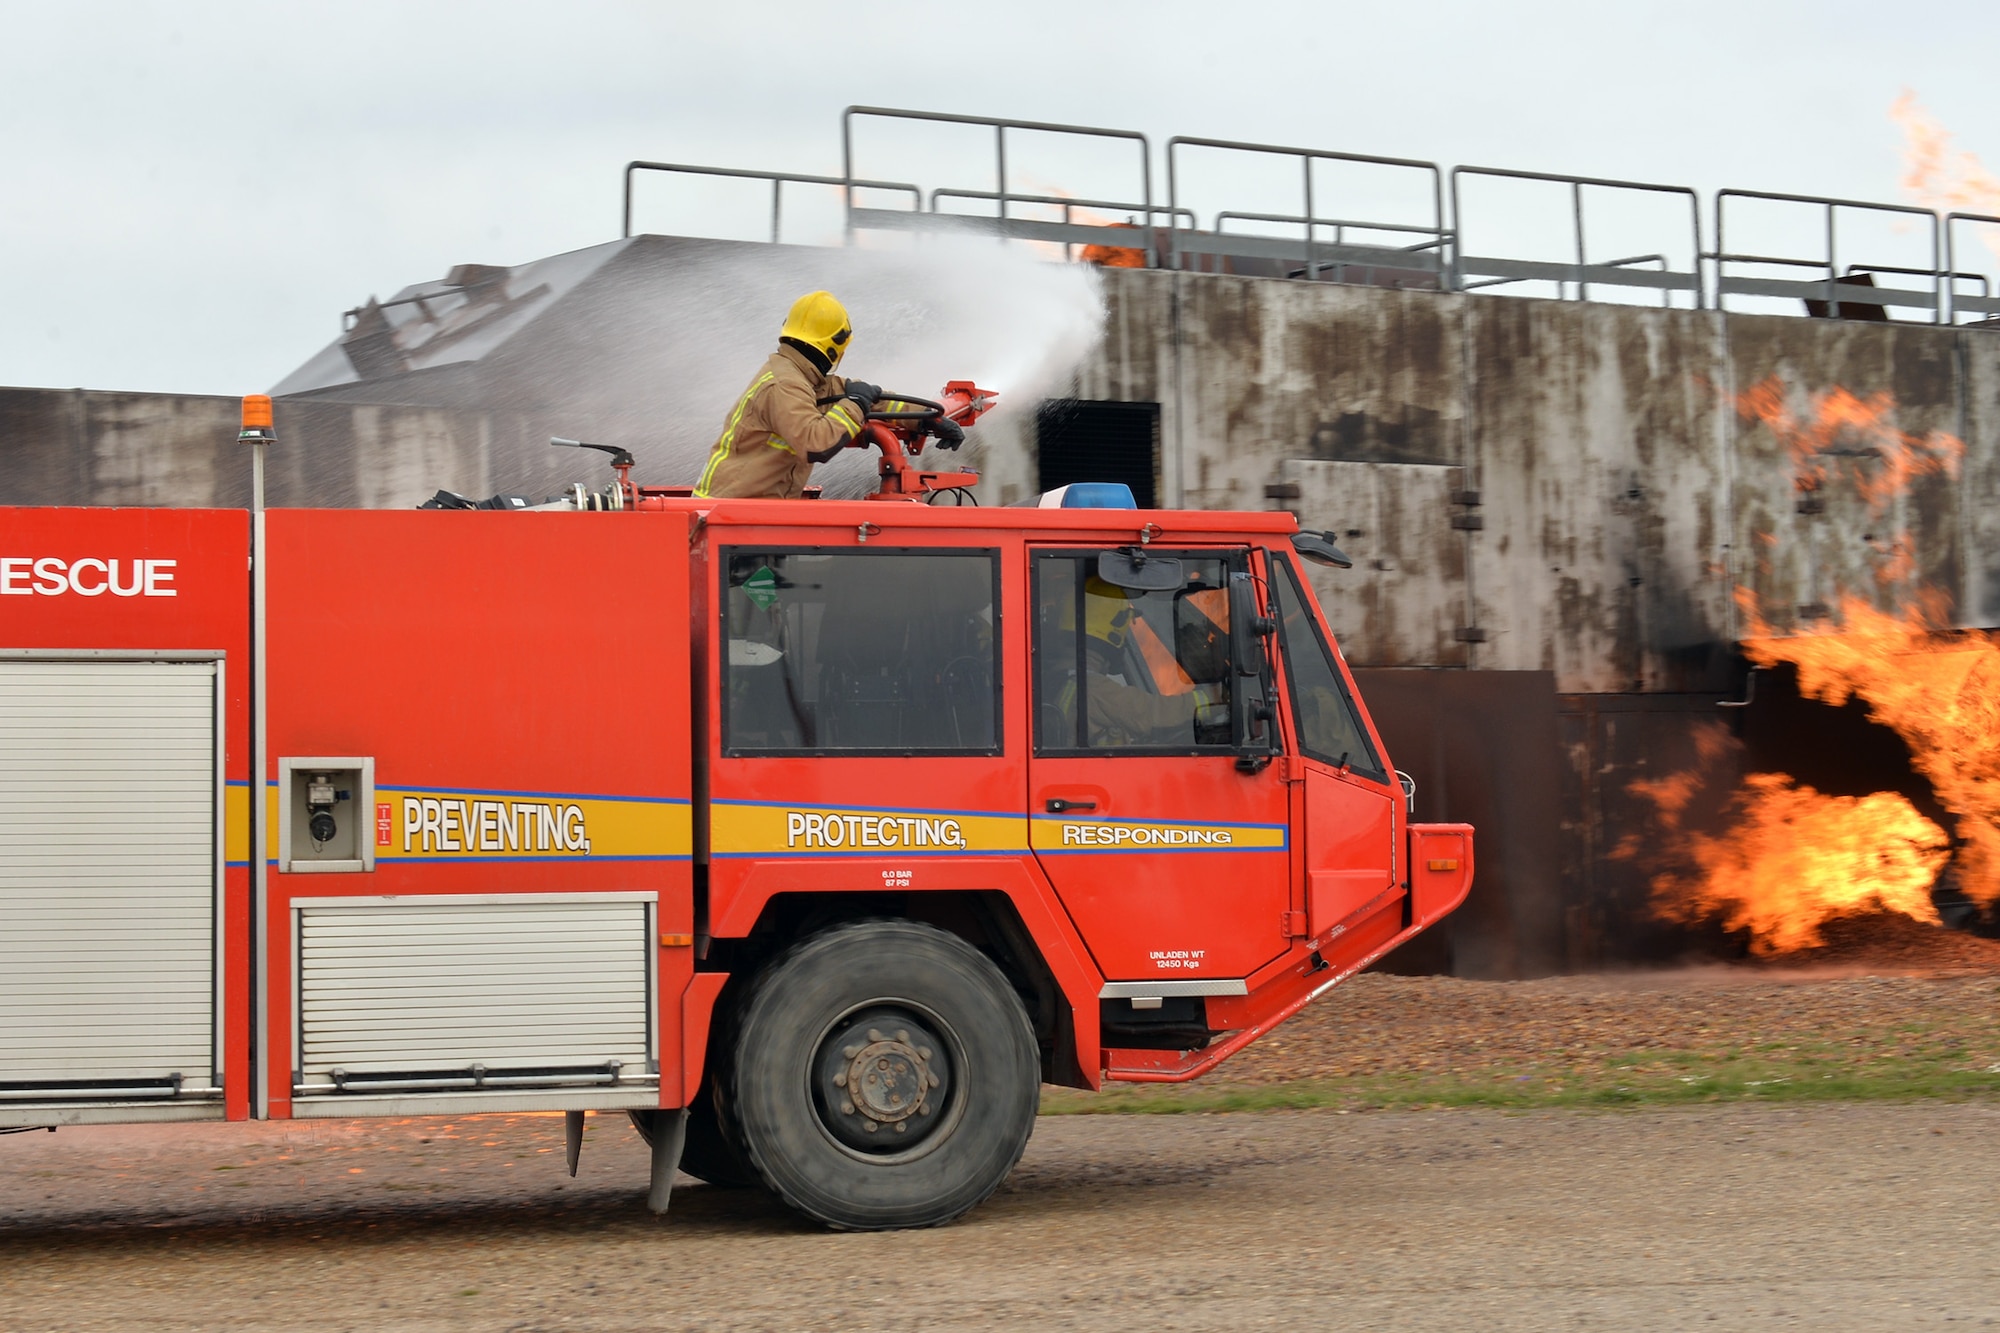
left=1271, top=555, right=1386, bottom=780
left=722, top=550, right=998, bottom=755
left=1033, top=552, right=1234, bottom=754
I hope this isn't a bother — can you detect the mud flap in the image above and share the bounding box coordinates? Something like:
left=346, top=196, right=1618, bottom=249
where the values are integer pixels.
left=646, top=1108, right=691, bottom=1215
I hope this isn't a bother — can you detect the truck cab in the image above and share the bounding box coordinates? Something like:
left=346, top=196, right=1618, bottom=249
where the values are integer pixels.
left=670, top=493, right=1472, bottom=1225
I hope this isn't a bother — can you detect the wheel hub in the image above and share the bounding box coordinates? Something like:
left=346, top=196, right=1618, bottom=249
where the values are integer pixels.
left=814, top=1010, right=952, bottom=1154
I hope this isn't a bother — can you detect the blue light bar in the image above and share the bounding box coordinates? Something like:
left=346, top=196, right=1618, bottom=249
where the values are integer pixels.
left=1038, top=482, right=1137, bottom=509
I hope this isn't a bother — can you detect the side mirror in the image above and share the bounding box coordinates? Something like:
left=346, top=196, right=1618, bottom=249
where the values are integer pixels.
left=1228, top=571, right=1273, bottom=678
left=1097, top=548, right=1184, bottom=592
left=1292, top=531, right=1353, bottom=569
left=1228, top=571, right=1276, bottom=764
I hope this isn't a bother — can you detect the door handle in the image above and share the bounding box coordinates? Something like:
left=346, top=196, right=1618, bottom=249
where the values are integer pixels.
left=1045, top=798, right=1097, bottom=813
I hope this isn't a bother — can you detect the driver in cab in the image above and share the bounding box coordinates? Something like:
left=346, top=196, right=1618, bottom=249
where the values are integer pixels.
left=1065, top=577, right=1230, bottom=747
left=693, top=291, right=885, bottom=500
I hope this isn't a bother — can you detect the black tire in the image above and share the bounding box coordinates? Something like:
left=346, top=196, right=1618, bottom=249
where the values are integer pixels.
left=731, top=920, right=1039, bottom=1231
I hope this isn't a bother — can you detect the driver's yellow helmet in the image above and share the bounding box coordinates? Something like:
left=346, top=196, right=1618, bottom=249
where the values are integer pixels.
left=1083, top=577, right=1137, bottom=650
left=779, top=291, right=852, bottom=370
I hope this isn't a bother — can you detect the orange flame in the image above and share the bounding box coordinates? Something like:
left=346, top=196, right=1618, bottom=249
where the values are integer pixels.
left=1078, top=222, right=1147, bottom=269
left=1651, top=773, right=1948, bottom=955
left=1739, top=590, right=2000, bottom=908
left=1010, top=177, right=1148, bottom=268
left=1891, top=91, right=2000, bottom=229
left=1636, top=591, right=2000, bottom=953
left=1731, top=375, right=1963, bottom=510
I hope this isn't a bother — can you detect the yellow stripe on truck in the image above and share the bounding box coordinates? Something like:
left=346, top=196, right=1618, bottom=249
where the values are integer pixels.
left=381, top=788, right=692, bottom=861
left=710, top=801, right=1029, bottom=856
left=1031, top=816, right=1288, bottom=852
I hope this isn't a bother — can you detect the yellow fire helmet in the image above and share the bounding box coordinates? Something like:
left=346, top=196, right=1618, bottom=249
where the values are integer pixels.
left=1083, top=576, right=1137, bottom=650
left=779, top=290, right=853, bottom=370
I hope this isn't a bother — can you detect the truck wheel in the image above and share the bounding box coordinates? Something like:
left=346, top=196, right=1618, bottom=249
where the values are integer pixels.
left=628, top=1086, right=760, bottom=1189
left=731, top=920, right=1039, bottom=1231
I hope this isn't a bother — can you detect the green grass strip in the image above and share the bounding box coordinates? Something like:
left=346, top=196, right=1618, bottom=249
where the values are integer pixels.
left=1041, top=1061, right=2000, bottom=1116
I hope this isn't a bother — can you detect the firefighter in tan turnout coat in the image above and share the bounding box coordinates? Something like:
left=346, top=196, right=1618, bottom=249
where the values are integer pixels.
left=692, top=291, right=883, bottom=500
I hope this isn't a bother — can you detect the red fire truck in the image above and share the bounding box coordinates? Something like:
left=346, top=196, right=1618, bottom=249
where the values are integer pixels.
left=0, top=394, right=1471, bottom=1231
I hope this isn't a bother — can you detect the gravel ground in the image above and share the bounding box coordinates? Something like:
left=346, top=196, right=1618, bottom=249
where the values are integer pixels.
left=7, top=941, right=2000, bottom=1330
left=4, top=1103, right=2000, bottom=1330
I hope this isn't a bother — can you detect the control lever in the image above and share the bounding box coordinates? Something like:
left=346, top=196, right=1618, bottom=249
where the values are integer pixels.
left=551, top=437, right=634, bottom=467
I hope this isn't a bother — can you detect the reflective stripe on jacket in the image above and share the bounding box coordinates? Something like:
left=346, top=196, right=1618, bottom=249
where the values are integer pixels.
left=692, top=345, right=863, bottom=499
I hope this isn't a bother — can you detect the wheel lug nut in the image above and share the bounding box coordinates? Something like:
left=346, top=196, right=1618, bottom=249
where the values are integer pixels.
left=833, top=1072, right=846, bottom=1087
left=896, top=1030, right=909, bottom=1042
left=868, top=1029, right=883, bottom=1042
left=844, top=1045, right=861, bottom=1059
left=895, top=1122, right=907, bottom=1134
left=841, top=1100, right=854, bottom=1115
left=918, top=1048, right=932, bottom=1060
left=864, top=1121, right=878, bottom=1133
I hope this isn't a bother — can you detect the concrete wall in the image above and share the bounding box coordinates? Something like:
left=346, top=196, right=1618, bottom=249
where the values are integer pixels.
left=0, top=391, right=624, bottom=512
left=0, top=390, right=249, bottom=508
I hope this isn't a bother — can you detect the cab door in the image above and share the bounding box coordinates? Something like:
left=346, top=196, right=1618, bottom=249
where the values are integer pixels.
left=1025, top=548, right=1293, bottom=982
left=1267, top=553, right=1401, bottom=939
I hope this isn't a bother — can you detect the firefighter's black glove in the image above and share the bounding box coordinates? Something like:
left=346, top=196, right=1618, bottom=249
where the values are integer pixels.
left=930, top=418, right=966, bottom=450
left=842, top=381, right=882, bottom=414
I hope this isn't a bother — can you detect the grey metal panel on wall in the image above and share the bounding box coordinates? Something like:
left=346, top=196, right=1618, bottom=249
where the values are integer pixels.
left=1464, top=297, right=1735, bottom=693
left=1280, top=459, right=1468, bottom=667
left=1166, top=277, right=1465, bottom=514
left=0, top=661, right=218, bottom=1090
left=294, top=896, right=655, bottom=1091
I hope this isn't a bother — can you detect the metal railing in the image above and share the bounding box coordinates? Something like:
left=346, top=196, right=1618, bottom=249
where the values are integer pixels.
left=1946, top=213, right=2000, bottom=322
left=615, top=107, right=2000, bottom=331
left=1461, top=253, right=1676, bottom=303
left=923, top=189, right=1194, bottom=262
left=1165, top=137, right=1448, bottom=282
left=622, top=161, right=919, bottom=242
left=1211, top=211, right=1448, bottom=286
left=1710, top=190, right=1944, bottom=322
left=840, top=108, right=1158, bottom=260
left=1450, top=167, right=1704, bottom=307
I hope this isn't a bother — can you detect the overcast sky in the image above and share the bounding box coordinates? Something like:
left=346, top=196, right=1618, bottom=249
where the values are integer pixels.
left=2, top=0, right=1995, bottom=396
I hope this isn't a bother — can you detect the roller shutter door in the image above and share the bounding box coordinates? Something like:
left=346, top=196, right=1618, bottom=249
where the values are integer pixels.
left=0, top=660, right=218, bottom=1096
left=295, top=895, right=654, bottom=1096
